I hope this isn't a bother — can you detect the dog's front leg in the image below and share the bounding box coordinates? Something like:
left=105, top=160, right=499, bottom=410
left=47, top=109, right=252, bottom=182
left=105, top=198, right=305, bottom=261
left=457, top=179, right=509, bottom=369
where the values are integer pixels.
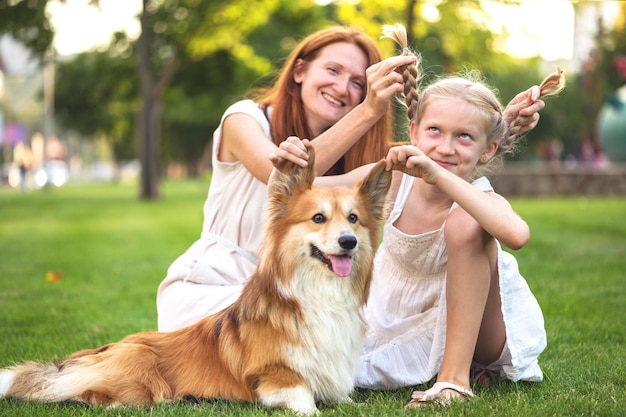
left=335, top=395, right=354, bottom=404
left=258, top=385, right=317, bottom=415
left=248, top=367, right=318, bottom=414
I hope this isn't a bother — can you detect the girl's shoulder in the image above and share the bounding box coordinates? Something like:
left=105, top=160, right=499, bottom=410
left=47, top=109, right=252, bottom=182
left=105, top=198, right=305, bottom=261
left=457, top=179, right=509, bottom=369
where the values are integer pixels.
left=471, top=177, right=513, bottom=210
left=471, top=176, right=494, bottom=192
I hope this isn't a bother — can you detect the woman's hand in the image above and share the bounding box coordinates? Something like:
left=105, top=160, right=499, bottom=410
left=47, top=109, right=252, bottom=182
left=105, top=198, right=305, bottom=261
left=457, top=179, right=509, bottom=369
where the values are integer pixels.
left=362, top=55, right=417, bottom=116
left=269, top=137, right=310, bottom=168
left=504, top=85, right=545, bottom=136
left=385, top=145, right=440, bottom=185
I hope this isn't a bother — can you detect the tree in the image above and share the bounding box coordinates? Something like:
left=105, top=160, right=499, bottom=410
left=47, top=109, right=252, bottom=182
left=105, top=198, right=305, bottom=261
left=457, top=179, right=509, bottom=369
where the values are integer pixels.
left=135, top=0, right=284, bottom=199
left=54, top=39, right=138, bottom=162
left=49, top=1, right=331, bottom=190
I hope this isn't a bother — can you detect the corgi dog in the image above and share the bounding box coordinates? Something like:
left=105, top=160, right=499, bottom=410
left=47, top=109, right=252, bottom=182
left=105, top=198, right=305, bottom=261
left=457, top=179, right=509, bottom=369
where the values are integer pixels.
left=0, top=145, right=391, bottom=414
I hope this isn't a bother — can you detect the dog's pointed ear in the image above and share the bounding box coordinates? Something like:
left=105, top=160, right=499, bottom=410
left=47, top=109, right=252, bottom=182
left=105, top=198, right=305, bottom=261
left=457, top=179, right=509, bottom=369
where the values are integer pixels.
left=358, top=159, right=392, bottom=221
left=268, top=144, right=316, bottom=213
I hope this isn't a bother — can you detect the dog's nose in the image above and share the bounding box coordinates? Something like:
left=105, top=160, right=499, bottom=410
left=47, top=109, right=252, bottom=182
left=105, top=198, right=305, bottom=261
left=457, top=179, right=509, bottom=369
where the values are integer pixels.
left=338, top=234, right=357, bottom=250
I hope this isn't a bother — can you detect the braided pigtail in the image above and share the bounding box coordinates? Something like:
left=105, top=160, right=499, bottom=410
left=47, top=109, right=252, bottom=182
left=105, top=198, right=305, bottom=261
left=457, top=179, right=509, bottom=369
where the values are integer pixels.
left=506, top=66, right=566, bottom=140
left=539, top=66, right=566, bottom=97
left=381, top=24, right=421, bottom=120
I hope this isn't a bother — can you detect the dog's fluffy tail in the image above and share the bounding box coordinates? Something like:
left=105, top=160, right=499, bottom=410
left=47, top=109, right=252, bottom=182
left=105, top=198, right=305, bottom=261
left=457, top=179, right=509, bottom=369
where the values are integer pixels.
left=0, top=343, right=172, bottom=405
left=0, top=361, right=101, bottom=402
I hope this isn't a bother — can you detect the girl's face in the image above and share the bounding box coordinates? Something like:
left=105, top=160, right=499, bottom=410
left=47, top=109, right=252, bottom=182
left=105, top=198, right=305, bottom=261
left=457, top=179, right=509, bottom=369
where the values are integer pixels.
left=410, top=96, right=498, bottom=180
left=294, top=42, right=368, bottom=137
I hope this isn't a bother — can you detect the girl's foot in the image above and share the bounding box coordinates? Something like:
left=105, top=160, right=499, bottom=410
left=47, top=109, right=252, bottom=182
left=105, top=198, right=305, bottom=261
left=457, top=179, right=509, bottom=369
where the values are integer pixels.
left=405, top=381, right=474, bottom=408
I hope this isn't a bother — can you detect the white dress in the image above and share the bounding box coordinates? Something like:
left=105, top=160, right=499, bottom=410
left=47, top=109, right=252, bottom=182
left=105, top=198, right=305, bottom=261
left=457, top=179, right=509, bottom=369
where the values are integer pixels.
left=355, top=174, right=547, bottom=389
left=156, top=100, right=270, bottom=332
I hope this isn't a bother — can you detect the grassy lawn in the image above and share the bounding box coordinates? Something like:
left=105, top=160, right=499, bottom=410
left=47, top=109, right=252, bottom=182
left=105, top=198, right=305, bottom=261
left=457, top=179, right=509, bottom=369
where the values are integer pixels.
left=0, top=181, right=624, bottom=416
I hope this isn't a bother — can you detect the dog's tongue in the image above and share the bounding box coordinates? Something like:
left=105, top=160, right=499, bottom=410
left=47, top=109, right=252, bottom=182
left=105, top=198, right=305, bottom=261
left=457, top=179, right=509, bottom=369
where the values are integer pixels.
left=329, top=255, right=352, bottom=277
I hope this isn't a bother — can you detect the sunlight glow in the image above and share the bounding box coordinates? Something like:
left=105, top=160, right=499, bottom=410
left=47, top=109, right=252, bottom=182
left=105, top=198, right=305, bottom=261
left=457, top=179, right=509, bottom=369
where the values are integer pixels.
left=482, top=0, right=575, bottom=61
left=421, top=3, right=441, bottom=23
left=47, top=0, right=580, bottom=62
left=47, top=0, right=142, bottom=56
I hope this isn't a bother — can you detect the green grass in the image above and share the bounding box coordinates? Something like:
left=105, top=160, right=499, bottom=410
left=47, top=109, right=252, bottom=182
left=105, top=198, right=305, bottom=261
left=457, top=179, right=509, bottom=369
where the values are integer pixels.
left=0, top=182, right=624, bottom=416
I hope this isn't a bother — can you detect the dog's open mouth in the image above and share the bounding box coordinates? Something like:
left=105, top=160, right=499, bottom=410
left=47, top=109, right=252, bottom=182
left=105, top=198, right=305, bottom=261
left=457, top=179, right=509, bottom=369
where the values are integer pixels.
left=311, top=245, right=352, bottom=277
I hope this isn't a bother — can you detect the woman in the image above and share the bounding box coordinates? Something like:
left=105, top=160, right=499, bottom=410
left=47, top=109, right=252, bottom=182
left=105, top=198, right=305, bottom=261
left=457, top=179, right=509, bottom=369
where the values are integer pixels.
left=157, top=26, right=416, bottom=331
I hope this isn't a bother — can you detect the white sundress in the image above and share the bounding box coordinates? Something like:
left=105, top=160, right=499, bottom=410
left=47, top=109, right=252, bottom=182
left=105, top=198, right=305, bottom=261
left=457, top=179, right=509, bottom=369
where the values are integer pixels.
left=156, top=100, right=270, bottom=332
left=355, top=174, right=547, bottom=390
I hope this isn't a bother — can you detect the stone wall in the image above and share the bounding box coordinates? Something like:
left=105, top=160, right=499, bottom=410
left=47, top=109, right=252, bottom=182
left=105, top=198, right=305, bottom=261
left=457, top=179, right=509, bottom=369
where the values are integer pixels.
left=491, top=164, right=626, bottom=196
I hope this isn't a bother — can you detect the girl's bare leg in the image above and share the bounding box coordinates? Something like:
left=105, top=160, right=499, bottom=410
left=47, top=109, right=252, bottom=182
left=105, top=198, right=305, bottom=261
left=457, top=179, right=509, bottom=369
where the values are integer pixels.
left=437, top=209, right=505, bottom=391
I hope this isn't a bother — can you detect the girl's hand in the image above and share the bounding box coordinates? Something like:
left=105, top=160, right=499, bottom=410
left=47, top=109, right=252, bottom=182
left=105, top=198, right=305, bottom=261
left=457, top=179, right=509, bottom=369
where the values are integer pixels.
left=385, top=145, right=440, bottom=185
left=504, top=85, right=545, bottom=136
left=269, top=136, right=310, bottom=168
left=362, top=55, right=417, bottom=116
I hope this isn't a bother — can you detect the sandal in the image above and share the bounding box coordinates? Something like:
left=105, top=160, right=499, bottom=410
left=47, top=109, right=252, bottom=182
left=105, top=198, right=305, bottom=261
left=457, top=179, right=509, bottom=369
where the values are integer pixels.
left=404, top=381, right=474, bottom=408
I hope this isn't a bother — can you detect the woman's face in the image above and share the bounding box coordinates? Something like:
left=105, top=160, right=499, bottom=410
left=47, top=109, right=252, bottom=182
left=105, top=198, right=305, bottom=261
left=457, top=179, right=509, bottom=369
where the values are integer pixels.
left=294, top=42, right=368, bottom=137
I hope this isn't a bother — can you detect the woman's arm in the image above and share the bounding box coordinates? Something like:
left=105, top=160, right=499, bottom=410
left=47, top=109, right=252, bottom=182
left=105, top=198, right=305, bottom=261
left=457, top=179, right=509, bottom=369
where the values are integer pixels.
left=221, top=55, right=415, bottom=185
left=268, top=136, right=374, bottom=187
left=313, top=163, right=377, bottom=187
left=219, top=112, right=283, bottom=184
left=308, top=55, right=415, bottom=174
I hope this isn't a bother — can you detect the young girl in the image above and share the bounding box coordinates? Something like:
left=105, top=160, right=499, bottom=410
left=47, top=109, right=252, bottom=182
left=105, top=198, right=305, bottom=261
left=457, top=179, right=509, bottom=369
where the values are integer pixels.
left=272, top=25, right=564, bottom=407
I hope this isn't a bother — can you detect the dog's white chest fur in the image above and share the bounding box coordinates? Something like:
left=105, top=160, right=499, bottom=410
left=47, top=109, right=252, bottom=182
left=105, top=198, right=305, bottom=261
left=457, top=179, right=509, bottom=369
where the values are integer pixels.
left=281, top=268, right=364, bottom=402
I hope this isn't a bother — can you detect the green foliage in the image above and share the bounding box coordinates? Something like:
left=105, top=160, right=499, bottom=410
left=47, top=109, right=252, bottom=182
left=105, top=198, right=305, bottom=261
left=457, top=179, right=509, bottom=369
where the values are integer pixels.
left=54, top=47, right=139, bottom=160
left=0, top=0, right=55, bottom=59
left=0, top=184, right=625, bottom=416
left=246, top=0, right=336, bottom=67
left=12, top=1, right=626, bottom=172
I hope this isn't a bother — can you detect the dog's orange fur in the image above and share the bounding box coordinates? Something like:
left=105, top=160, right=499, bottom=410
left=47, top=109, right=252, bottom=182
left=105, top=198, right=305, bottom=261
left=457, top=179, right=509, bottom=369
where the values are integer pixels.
left=0, top=146, right=391, bottom=414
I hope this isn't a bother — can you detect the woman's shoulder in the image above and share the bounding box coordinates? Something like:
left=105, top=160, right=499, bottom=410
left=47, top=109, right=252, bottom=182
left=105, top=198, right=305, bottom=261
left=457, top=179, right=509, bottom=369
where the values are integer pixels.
left=222, top=100, right=270, bottom=130
left=224, top=99, right=264, bottom=116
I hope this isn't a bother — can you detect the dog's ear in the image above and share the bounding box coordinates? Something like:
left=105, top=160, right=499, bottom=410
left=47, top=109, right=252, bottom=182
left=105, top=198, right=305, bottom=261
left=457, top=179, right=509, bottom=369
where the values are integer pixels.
left=269, top=143, right=316, bottom=198
left=267, top=143, right=316, bottom=226
left=358, top=159, right=392, bottom=221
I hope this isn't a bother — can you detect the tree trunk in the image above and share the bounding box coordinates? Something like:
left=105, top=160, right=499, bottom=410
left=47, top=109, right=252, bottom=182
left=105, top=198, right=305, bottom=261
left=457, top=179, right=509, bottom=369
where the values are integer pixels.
left=406, top=0, right=417, bottom=45
left=137, top=0, right=160, bottom=200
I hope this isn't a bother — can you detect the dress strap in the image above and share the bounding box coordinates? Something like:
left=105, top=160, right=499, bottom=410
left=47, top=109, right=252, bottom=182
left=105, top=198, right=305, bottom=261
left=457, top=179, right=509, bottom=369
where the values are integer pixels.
left=201, top=232, right=259, bottom=265
left=388, top=174, right=414, bottom=222
left=450, top=176, right=494, bottom=212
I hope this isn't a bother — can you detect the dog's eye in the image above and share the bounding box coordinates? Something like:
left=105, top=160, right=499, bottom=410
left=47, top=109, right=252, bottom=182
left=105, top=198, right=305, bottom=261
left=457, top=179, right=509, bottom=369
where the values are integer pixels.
left=312, top=213, right=326, bottom=224
left=348, top=213, right=358, bottom=224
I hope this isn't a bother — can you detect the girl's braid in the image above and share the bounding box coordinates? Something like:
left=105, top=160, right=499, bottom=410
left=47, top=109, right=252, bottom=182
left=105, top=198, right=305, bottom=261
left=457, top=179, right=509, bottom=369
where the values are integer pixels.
left=506, top=66, right=566, bottom=140
left=539, top=66, right=566, bottom=97
left=381, top=24, right=421, bottom=120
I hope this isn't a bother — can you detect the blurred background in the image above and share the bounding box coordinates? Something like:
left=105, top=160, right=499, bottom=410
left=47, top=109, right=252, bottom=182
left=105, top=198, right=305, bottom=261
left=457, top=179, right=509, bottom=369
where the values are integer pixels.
left=0, top=0, right=624, bottom=198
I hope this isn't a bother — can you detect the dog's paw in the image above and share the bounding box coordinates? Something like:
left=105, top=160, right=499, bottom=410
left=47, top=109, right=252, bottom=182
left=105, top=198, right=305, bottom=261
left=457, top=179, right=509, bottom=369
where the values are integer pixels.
left=335, top=395, right=354, bottom=404
left=259, top=385, right=318, bottom=415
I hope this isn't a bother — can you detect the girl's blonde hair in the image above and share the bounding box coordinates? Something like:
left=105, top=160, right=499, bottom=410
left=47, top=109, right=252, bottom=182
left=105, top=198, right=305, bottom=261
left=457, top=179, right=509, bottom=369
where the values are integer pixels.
left=250, top=26, right=392, bottom=175
left=382, top=23, right=565, bottom=177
